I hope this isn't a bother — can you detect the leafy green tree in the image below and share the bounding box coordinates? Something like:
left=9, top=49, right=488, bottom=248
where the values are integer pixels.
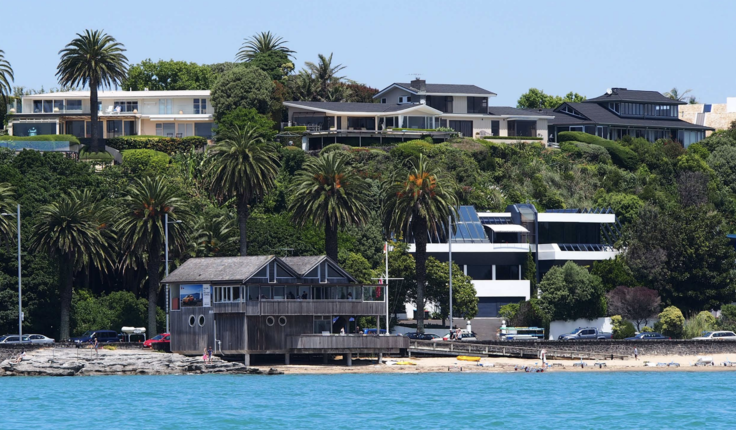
left=207, top=126, right=280, bottom=256
left=523, top=251, right=537, bottom=297
left=121, top=149, right=170, bottom=177
left=382, top=154, right=458, bottom=332
left=30, top=190, right=115, bottom=340
left=498, top=302, right=520, bottom=322
left=516, top=88, right=585, bottom=109
left=216, top=107, right=276, bottom=141
left=718, top=304, right=736, bottom=332
left=594, top=192, right=644, bottom=225
left=606, top=286, right=661, bottom=330
left=626, top=204, right=736, bottom=313
left=117, top=176, right=190, bottom=336
left=211, top=65, right=275, bottom=120
left=385, top=242, right=416, bottom=322
left=538, top=261, right=606, bottom=321
left=708, top=145, right=736, bottom=194
left=0, top=49, right=13, bottom=104
left=249, top=51, right=294, bottom=81
left=345, top=82, right=379, bottom=103
left=657, top=306, right=685, bottom=338
left=340, top=252, right=373, bottom=284
left=71, top=290, right=164, bottom=336
left=290, top=152, right=371, bottom=261
left=591, top=255, right=637, bottom=291
left=236, top=31, right=295, bottom=62
left=122, top=59, right=215, bottom=91
left=610, top=315, right=636, bottom=339
left=424, top=257, right=478, bottom=323
left=56, top=30, right=128, bottom=152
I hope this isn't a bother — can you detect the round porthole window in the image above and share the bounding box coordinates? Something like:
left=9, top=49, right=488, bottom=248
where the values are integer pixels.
left=278, top=316, right=287, bottom=327
left=266, top=316, right=275, bottom=327
left=198, top=315, right=206, bottom=327
left=188, top=315, right=196, bottom=327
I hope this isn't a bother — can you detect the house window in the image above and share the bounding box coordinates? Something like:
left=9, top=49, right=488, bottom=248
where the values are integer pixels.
left=156, top=123, right=176, bottom=137
left=177, top=123, right=193, bottom=137
left=54, top=100, right=64, bottom=112
left=193, top=99, right=207, bottom=114
left=66, top=100, right=83, bottom=112
left=114, top=101, right=138, bottom=113
left=313, top=316, right=332, bottom=334
left=214, top=286, right=242, bottom=303
left=159, top=99, right=173, bottom=114
left=467, top=97, right=488, bottom=114
left=380, top=98, right=387, bottom=104
left=491, top=120, right=500, bottom=136
left=426, top=95, right=453, bottom=113
left=195, top=123, right=213, bottom=139
left=398, top=96, right=412, bottom=104
left=569, top=126, right=585, bottom=132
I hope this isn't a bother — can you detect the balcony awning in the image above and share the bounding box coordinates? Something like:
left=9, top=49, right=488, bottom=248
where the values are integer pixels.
left=484, top=224, right=529, bottom=233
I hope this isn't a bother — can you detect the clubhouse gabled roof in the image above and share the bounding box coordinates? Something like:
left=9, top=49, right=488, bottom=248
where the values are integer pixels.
left=373, top=82, right=496, bottom=99
left=585, top=88, right=684, bottom=105
left=162, top=255, right=357, bottom=284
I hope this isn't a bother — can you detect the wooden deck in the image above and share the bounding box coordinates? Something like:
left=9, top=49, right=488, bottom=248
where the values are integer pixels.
left=287, top=334, right=408, bottom=354
left=408, top=340, right=629, bottom=360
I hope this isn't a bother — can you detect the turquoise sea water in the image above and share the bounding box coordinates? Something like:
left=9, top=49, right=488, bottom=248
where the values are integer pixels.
left=2, top=372, right=735, bottom=429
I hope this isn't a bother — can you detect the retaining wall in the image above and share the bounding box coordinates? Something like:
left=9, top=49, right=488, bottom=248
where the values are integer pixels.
left=0, top=342, right=143, bottom=362
left=475, top=340, right=736, bottom=357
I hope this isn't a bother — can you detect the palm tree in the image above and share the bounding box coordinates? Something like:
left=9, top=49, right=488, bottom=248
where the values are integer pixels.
left=290, top=152, right=371, bottom=261
left=207, top=125, right=280, bottom=256
left=0, top=184, right=16, bottom=239
left=382, top=155, right=458, bottom=333
left=304, top=53, right=346, bottom=100
left=0, top=50, right=13, bottom=104
left=664, top=87, right=693, bottom=102
left=30, top=190, right=115, bottom=340
left=236, top=31, right=295, bottom=62
left=56, top=30, right=128, bottom=152
left=117, top=176, right=189, bottom=336
left=190, top=213, right=238, bottom=257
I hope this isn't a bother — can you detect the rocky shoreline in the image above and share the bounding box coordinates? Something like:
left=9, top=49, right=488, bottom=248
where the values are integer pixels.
left=0, top=348, right=282, bottom=377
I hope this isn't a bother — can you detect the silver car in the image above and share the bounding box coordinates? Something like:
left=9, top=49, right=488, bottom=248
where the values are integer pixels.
left=0, top=335, right=31, bottom=344
left=692, top=331, right=736, bottom=340
left=28, top=334, right=54, bottom=344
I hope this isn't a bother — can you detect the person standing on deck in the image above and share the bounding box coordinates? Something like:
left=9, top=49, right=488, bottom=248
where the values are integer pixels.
left=207, top=346, right=213, bottom=364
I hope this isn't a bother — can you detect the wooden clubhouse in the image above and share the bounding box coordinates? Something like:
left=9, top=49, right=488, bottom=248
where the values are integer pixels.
left=162, top=255, right=408, bottom=365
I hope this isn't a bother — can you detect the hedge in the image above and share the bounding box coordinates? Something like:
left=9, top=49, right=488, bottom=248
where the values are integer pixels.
left=482, top=136, right=543, bottom=141
left=121, top=149, right=171, bottom=174
left=283, top=126, right=307, bottom=132
left=560, top=141, right=611, bottom=164
left=558, top=131, right=639, bottom=170
left=106, top=136, right=207, bottom=155
left=79, top=145, right=114, bottom=162
left=0, top=134, right=81, bottom=145
left=320, top=143, right=351, bottom=154
left=389, top=140, right=433, bottom=159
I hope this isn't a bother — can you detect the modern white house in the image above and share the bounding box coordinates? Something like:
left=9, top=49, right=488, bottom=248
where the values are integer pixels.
left=7, top=90, right=214, bottom=139
left=407, top=205, right=620, bottom=319
left=283, top=79, right=553, bottom=149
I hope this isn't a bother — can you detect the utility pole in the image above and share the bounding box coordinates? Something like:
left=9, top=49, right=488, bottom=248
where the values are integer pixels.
left=448, top=215, right=453, bottom=331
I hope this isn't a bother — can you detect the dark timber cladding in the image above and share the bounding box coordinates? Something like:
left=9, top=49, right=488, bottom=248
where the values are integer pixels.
left=162, top=255, right=408, bottom=361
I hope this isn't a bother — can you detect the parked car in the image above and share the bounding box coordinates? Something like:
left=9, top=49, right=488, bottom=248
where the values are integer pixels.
left=558, top=327, right=612, bottom=340
left=404, top=332, right=422, bottom=340
left=0, top=335, right=31, bottom=344
left=28, top=334, right=55, bottom=344
left=70, top=330, right=119, bottom=344
left=625, top=332, right=669, bottom=340
left=442, top=330, right=478, bottom=341
left=419, top=333, right=443, bottom=341
left=143, top=333, right=170, bottom=348
left=692, top=331, right=736, bottom=340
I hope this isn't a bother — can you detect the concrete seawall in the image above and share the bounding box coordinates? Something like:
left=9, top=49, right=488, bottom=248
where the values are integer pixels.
left=476, top=340, right=736, bottom=357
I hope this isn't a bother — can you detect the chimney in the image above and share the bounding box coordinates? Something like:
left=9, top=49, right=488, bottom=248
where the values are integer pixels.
left=411, top=78, right=426, bottom=92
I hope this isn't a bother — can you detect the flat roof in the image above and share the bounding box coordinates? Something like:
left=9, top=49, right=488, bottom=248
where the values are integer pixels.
left=22, top=90, right=210, bottom=99
left=485, top=224, right=529, bottom=233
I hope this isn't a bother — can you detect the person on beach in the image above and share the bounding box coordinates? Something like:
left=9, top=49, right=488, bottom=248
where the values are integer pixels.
left=203, top=348, right=208, bottom=364
left=207, top=346, right=213, bottom=364
left=14, top=349, right=25, bottom=363
left=94, top=337, right=99, bottom=356
left=634, top=347, right=639, bottom=361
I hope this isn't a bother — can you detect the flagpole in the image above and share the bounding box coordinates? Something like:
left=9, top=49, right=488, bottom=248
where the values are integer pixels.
left=385, top=241, right=389, bottom=335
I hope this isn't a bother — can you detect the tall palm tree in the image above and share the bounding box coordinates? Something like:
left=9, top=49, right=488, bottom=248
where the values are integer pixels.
left=207, top=125, right=280, bottom=256
left=290, top=152, right=371, bottom=261
left=30, top=190, right=115, bottom=340
left=0, top=184, right=16, bottom=240
left=0, top=50, right=13, bottom=104
left=56, top=30, right=128, bottom=152
left=190, top=213, right=238, bottom=257
left=664, top=87, right=693, bottom=102
left=117, top=177, right=189, bottom=336
left=382, top=155, right=458, bottom=333
left=236, top=31, right=295, bottom=62
left=304, top=53, right=346, bottom=100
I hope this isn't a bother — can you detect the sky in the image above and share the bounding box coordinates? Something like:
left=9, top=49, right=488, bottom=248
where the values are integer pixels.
left=4, top=0, right=736, bottom=106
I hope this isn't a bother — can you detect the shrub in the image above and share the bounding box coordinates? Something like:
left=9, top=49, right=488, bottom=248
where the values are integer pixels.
left=121, top=149, right=170, bottom=176
left=389, top=140, right=433, bottom=160
left=561, top=141, right=611, bottom=163
left=683, top=311, right=717, bottom=339
left=107, top=136, right=207, bottom=154
left=641, top=326, right=653, bottom=332
left=320, top=143, right=351, bottom=154
left=216, top=107, right=276, bottom=140
left=283, top=126, right=307, bottom=133
left=611, top=315, right=636, bottom=339
left=558, top=131, right=639, bottom=170
left=79, top=146, right=114, bottom=163
left=657, top=306, right=684, bottom=338
left=498, top=302, right=520, bottom=322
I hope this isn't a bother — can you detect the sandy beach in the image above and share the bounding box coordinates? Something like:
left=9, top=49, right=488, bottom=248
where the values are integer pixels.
left=4, top=348, right=736, bottom=376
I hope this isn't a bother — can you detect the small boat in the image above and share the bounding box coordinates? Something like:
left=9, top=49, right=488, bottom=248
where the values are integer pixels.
left=395, top=361, right=417, bottom=366
left=457, top=356, right=481, bottom=362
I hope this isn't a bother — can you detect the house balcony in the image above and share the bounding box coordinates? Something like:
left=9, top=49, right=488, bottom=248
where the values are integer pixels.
left=537, top=243, right=619, bottom=261
left=287, top=334, right=408, bottom=353
left=213, top=299, right=386, bottom=316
